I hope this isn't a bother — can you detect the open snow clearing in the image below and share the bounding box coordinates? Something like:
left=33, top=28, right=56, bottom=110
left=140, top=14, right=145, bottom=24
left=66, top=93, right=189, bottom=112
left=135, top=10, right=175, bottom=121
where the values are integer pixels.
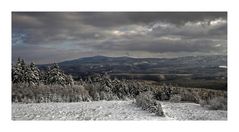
left=12, top=100, right=227, bottom=120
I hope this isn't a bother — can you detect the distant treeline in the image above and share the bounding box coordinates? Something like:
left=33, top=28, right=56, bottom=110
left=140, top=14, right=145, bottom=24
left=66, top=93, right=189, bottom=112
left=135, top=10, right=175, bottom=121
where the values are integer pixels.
left=109, top=74, right=227, bottom=91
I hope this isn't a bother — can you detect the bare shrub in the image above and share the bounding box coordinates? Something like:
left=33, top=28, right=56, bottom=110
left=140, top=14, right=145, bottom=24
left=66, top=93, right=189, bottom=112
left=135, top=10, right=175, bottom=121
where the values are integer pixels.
left=208, top=97, right=227, bottom=110
left=169, top=94, right=182, bottom=102
left=151, top=84, right=173, bottom=101
left=200, top=97, right=227, bottom=110
left=136, top=91, right=164, bottom=116
left=199, top=99, right=207, bottom=107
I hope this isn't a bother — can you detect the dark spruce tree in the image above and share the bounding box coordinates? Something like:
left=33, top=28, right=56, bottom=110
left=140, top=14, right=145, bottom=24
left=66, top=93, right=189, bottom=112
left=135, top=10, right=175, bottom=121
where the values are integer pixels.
left=44, top=63, right=74, bottom=86
left=12, top=58, right=40, bottom=85
left=12, top=58, right=26, bottom=83
left=25, top=62, right=40, bottom=85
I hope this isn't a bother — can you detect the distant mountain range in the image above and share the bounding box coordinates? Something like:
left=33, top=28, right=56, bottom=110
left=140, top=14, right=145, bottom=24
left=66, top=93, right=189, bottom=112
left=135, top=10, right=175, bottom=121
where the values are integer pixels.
left=39, top=55, right=227, bottom=78
left=57, top=55, right=227, bottom=67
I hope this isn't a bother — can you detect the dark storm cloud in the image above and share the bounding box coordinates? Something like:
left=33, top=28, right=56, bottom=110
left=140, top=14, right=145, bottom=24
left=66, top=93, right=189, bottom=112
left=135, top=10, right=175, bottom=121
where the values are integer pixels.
left=12, top=12, right=226, bottom=28
left=12, top=12, right=227, bottom=64
left=12, top=12, right=227, bottom=43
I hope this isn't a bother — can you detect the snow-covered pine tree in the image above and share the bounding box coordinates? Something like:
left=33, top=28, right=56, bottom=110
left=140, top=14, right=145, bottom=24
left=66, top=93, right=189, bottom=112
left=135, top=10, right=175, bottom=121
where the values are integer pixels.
left=45, top=63, right=64, bottom=85
left=12, top=58, right=21, bottom=83
left=12, top=58, right=27, bottom=83
left=44, top=63, right=74, bottom=86
left=28, top=62, right=40, bottom=85
left=12, top=58, right=40, bottom=85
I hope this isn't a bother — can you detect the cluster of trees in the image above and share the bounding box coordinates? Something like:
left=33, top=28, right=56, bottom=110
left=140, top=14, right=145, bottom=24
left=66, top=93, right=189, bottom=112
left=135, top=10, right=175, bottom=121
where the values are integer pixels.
left=82, top=73, right=150, bottom=101
left=12, top=58, right=74, bottom=86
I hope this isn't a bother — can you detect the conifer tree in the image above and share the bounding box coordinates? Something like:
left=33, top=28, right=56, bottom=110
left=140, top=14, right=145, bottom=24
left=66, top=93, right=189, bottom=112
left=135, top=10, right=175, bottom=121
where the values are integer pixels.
left=44, top=63, right=74, bottom=86
left=27, top=62, right=40, bottom=85
left=12, top=58, right=40, bottom=85
left=12, top=58, right=27, bottom=83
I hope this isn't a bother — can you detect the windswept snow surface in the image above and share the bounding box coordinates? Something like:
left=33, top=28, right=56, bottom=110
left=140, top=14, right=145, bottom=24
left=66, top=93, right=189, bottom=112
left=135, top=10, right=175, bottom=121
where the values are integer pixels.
left=12, top=101, right=227, bottom=120
left=160, top=102, right=227, bottom=120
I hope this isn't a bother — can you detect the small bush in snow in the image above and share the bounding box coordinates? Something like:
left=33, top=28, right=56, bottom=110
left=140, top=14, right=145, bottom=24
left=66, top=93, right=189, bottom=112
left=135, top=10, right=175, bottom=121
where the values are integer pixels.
left=199, top=99, right=207, bottom=107
left=136, top=91, right=164, bottom=116
left=153, top=84, right=173, bottom=101
left=208, top=97, right=227, bottom=110
left=179, top=89, right=198, bottom=103
left=169, top=94, right=182, bottom=102
left=199, top=97, right=227, bottom=110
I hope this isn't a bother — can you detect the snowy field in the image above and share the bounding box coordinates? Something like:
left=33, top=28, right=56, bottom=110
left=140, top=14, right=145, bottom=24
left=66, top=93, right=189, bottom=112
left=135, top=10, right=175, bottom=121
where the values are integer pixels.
left=12, top=101, right=227, bottom=120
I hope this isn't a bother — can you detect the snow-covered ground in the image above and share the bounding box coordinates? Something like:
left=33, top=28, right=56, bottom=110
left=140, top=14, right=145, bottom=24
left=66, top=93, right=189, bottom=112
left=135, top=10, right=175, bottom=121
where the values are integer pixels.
left=161, top=102, right=227, bottom=120
left=12, top=100, right=227, bottom=120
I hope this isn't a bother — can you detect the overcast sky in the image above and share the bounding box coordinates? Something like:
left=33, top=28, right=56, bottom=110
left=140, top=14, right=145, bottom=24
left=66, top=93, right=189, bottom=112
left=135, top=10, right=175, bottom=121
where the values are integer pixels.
left=12, top=12, right=227, bottom=64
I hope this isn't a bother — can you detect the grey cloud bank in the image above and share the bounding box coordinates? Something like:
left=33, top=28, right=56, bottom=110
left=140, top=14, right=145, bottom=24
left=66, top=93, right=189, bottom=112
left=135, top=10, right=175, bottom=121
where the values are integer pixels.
left=12, top=12, right=227, bottom=64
